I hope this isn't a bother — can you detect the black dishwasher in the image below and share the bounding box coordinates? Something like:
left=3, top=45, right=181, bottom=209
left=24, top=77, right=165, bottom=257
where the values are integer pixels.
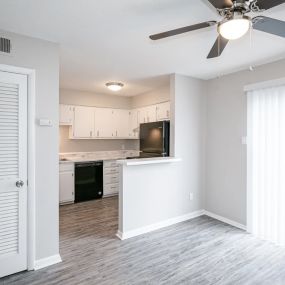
left=75, top=161, right=103, bottom=202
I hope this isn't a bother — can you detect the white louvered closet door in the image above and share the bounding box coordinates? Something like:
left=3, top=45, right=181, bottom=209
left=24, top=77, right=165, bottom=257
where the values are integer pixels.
left=0, top=71, right=27, bottom=278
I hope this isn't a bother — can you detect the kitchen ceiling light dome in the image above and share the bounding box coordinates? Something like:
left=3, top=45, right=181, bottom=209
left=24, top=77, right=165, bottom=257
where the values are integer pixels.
left=218, top=15, right=251, bottom=40
left=106, top=82, right=124, bottom=92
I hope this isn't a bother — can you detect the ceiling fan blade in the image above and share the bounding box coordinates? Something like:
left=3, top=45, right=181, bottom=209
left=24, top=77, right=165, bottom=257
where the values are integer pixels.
left=254, top=0, right=285, bottom=10
left=207, top=0, right=233, bottom=9
left=149, top=21, right=216, bottom=40
left=207, top=36, right=229, bottom=59
left=253, top=16, right=285, bottom=38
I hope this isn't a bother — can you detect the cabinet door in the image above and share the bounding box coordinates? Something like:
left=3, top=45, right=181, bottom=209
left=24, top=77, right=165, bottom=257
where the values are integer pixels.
left=59, top=171, right=74, bottom=204
left=129, top=110, right=139, bottom=138
left=146, top=105, right=157, bottom=123
left=94, top=108, right=113, bottom=138
left=113, top=109, right=129, bottom=138
left=156, top=102, right=170, bottom=121
left=104, top=183, right=119, bottom=197
left=73, top=106, right=94, bottom=138
left=138, top=107, right=147, bottom=124
left=60, top=104, right=73, bottom=125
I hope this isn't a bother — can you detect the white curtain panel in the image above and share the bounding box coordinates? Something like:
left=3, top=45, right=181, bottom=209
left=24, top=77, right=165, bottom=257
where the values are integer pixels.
left=247, top=84, right=285, bottom=246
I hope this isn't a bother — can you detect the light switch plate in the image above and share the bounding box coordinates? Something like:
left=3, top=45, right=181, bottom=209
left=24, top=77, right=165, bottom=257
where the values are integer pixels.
left=242, top=136, right=247, bottom=145
left=39, top=119, right=53, bottom=127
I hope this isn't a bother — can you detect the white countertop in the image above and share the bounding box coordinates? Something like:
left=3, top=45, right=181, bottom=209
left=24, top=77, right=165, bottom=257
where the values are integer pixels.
left=117, top=157, right=181, bottom=166
left=59, top=150, right=140, bottom=164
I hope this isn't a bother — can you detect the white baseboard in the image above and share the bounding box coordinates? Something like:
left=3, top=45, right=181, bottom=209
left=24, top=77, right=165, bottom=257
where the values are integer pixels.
left=117, top=209, right=205, bottom=240
left=204, top=210, right=247, bottom=231
left=34, top=254, right=62, bottom=270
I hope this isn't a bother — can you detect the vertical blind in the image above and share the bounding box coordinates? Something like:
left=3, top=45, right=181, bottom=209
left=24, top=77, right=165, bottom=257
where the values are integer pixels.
left=247, top=84, right=285, bottom=246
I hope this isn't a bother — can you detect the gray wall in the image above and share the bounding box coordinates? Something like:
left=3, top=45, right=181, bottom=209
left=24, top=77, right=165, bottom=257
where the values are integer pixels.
left=60, top=88, right=138, bottom=152
left=205, top=59, right=285, bottom=226
left=131, top=84, right=170, bottom=108
left=171, top=74, right=206, bottom=212
left=60, top=88, right=132, bottom=109
left=0, top=30, right=60, bottom=261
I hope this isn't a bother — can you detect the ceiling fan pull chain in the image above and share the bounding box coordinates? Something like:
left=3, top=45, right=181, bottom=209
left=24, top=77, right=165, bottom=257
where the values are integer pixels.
left=249, top=21, right=252, bottom=49
left=218, top=36, right=220, bottom=56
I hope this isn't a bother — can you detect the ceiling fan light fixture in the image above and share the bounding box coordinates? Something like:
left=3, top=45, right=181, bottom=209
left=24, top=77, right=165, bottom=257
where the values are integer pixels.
left=218, top=15, right=251, bottom=40
left=106, top=82, right=124, bottom=92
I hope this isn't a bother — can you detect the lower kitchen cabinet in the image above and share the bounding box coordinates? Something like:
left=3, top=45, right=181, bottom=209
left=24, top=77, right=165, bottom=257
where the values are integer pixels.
left=103, top=160, right=119, bottom=197
left=59, top=162, right=75, bottom=205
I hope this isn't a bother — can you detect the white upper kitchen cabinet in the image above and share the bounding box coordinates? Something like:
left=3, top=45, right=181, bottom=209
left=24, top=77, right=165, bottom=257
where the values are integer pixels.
left=146, top=105, right=157, bottom=123
left=113, top=109, right=129, bottom=138
left=94, top=108, right=113, bottom=138
left=129, top=109, right=139, bottom=139
left=138, top=107, right=147, bottom=124
left=72, top=106, right=95, bottom=138
left=156, top=101, right=170, bottom=121
left=138, top=105, right=157, bottom=124
left=60, top=104, right=74, bottom=125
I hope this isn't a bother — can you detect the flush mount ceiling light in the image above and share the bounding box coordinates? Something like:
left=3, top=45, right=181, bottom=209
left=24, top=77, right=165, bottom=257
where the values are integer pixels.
left=218, top=14, right=251, bottom=40
left=106, top=82, right=124, bottom=92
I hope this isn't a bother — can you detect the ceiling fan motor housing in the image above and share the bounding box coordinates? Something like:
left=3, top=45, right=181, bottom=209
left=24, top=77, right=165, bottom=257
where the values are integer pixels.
left=217, top=1, right=252, bottom=18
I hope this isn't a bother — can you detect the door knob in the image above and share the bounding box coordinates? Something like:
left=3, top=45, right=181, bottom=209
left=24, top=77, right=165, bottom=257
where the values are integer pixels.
left=16, top=180, right=24, bottom=188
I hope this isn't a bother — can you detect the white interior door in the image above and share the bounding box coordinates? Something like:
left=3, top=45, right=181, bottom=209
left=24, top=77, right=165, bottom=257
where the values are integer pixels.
left=0, top=71, right=28, bottom=277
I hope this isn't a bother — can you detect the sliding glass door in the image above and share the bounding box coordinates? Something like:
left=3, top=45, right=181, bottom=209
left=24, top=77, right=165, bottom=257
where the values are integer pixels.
left=247, top=84, right=285, bottom=246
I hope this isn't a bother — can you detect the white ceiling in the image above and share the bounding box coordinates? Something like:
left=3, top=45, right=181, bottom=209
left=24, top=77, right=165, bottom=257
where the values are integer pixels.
left=0, top=0, right=285, bottom=96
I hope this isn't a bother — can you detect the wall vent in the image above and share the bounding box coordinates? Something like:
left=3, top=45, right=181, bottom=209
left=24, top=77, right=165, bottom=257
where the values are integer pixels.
left=0, top=37, right=11, bottom=54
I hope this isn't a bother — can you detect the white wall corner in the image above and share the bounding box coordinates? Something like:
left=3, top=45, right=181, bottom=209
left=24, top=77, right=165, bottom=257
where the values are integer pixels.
left=204, top=210, right=247, bottom=231
left=34, top=254, right=62, bottom=271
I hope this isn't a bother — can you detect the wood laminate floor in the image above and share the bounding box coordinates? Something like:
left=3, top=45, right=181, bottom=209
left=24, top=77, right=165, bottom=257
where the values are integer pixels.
left=2, top=196, right=285, bottom=285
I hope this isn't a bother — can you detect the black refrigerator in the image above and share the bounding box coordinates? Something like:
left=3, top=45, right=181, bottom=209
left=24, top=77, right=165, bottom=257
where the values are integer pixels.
left=139, top=121, right=170, bottom=158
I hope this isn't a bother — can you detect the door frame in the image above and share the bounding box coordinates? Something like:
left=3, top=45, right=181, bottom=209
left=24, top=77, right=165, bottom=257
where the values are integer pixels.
left=0, top=64, right=36, bottom=271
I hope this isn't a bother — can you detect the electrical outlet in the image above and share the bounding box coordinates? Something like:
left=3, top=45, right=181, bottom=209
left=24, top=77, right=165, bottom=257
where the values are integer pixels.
left=190, top=193, right=194, bottom=201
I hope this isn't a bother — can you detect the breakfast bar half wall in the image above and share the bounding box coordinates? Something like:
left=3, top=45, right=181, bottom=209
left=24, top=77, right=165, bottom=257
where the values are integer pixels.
left=115, top=157, right=208, bottom=240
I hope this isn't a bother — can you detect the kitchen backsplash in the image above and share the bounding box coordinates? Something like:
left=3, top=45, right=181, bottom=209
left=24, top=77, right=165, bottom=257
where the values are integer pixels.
left=59, top=126, right=139, bottom=153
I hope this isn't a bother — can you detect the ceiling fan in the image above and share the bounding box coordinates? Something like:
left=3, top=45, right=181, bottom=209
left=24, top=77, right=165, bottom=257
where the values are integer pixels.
left=149, top=0, right=285, bottom=58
